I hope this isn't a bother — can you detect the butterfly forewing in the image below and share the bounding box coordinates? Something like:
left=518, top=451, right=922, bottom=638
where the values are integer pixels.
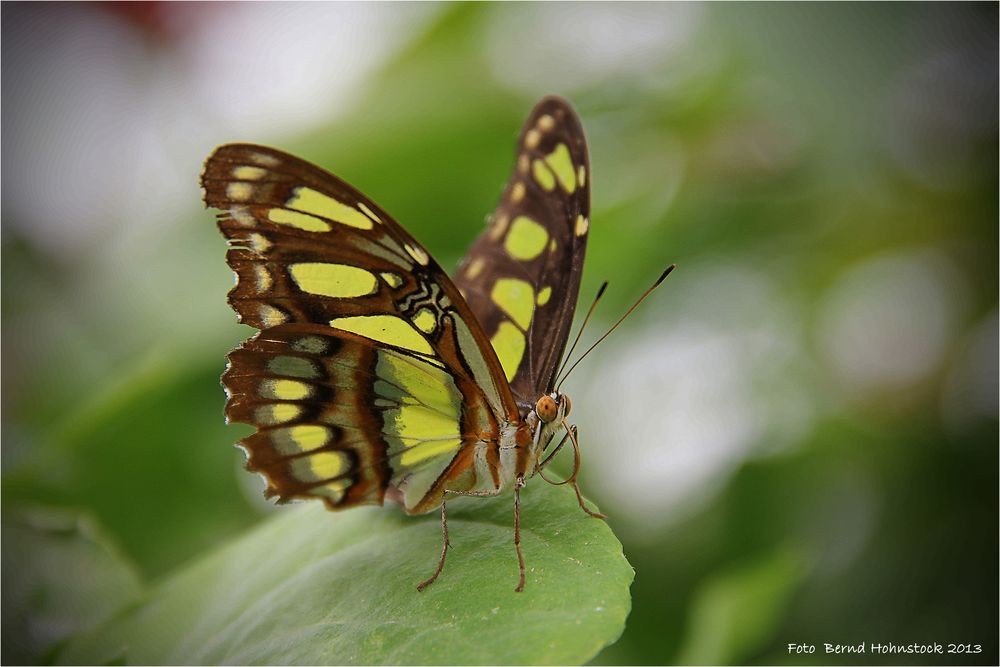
left=202, top=145, right=519, bottom=514
left=454, top=97, right=590, bottom=403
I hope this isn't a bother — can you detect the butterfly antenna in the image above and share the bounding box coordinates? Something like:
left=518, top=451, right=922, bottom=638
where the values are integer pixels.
left=556, top=265, right=675, bottom=391
left=553, top=281, right=609, bottom=388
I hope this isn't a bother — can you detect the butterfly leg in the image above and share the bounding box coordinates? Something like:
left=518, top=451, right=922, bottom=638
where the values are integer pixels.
left=417, top=487, right=502, bottom=591
left=450, top=483, right=528, bottom=592
left=514, top=474, right=527, bottom=592
left=536, top=429, right=572, bottom=474
left=417, top=502, right=451, bottom=592
left=416, top=483, right=531, bottom=592
left=538, top=422, right=606, bottom=520
left=563, top=424, right=607, bottom=520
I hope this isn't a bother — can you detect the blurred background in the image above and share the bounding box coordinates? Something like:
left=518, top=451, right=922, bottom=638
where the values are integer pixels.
left=2, top=2, right=997, bottom=664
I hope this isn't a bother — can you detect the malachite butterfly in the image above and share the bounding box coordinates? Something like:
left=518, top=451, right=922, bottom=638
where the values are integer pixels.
left=201, top=96, right=659, bottom=592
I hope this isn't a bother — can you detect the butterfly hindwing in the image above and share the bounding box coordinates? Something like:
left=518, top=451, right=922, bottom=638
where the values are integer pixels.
left=202, top=145, right=519, bottom=513
left=223, top=325, right=388, bottom=509
left=223, top=324, right=501, bottom=514
left=454, top=96, right=590, bottom=403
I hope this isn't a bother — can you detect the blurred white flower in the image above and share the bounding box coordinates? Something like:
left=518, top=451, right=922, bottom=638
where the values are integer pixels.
left=817, top=248, right=967, bottom=395
left=573, top=263, right=815, bottom=536
left=486, top=2, right=706, bottom=96
left=186, top=3, right=436, bottom=141
left=3, top=3, right=436, bottom=260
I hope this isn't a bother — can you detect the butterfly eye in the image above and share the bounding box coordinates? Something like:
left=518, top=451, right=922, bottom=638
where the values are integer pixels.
left=536, top=395, right=558, bottom=422
left=562, top=395, right=572, bottom=417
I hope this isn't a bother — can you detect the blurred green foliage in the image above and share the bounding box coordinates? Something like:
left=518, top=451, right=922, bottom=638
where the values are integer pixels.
left=2, top=2, right=996, bottom=665
left=2, top=507, right=142, bottom=665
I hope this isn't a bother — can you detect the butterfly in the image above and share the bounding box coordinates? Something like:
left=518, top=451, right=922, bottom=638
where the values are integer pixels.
left=202, top=96, right=645, bottom=592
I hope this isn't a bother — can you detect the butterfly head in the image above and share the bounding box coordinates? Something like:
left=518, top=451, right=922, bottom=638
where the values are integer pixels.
left=535, top=392, right=571, bottom=424
left=529, top=391, right=573, bottom=467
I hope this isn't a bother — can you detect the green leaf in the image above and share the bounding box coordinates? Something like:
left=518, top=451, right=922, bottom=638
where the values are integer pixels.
left=58, top=483, right=633, bottom=665
left=1, top=507, right=144, bottom=665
